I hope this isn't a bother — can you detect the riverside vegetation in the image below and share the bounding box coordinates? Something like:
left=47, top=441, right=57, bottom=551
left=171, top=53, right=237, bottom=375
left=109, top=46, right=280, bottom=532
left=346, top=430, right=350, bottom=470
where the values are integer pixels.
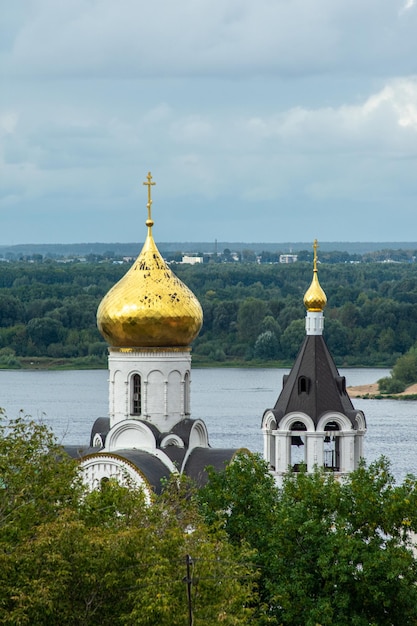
left=1, top=258, right=417, bottom=372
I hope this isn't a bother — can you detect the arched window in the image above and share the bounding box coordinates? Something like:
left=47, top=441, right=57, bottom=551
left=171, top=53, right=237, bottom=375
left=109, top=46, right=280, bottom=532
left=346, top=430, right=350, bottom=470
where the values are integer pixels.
left=131, top=374, right=141, bottom=416
left=184, top=372, right=190, bottom=415
left=298, top=376, right=310, bottom=394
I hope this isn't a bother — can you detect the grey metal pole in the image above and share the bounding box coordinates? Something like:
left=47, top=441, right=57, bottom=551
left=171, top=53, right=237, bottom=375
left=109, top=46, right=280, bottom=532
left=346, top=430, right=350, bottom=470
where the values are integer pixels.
left=185, top=554, right=193, bottom=626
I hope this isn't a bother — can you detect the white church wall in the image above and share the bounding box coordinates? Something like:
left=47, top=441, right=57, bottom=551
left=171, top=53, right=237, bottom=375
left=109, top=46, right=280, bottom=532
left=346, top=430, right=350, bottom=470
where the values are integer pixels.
left=108, top=348, right=192, bottom=431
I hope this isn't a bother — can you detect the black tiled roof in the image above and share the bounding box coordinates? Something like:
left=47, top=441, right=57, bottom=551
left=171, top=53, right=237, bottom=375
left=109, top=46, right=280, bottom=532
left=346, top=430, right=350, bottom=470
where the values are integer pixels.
left=171, top=418, right=197, bottom=446
left=183, top=447, right=240, bottom=487
left=267, top=335, right=362, bottom=428
left=162, top=445, right=187, bottom=467
left=105, top=449, right=171, bottom=495
left=90, top=417, right=110, bottom=447
left=64, top=445, right=101, bottom=459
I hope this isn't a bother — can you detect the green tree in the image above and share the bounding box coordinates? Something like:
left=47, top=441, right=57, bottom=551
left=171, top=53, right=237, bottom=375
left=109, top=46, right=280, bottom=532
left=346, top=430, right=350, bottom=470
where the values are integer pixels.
left=237, top=298, right=269, bottom=343
left=378, top=327, right=396, bottom=354
left=212, top=300, right=238, bottom=333
left=26, top=316, right=66, bottom=350
left=0, top=418, right=255, bottom=625
left=324, top=318, right=351, bottom=358
left=0, top=415, right=82, bottom=543
left=254, top=330, right=280, bottom=360
left=241, top=249, right=257, bottom=263
left=392, top=347, right=417, bottom=386
left=261, top=314, right=281, bottom=336
left=200, top=454, right=417, bottom=626
left=198, top=453, right=279, bottom=623
left=378, top=344, right=417, bottom=393
left=378, top=375, right=406, bottom=394
left=270, top=461, right=417, bottom=625
left=0, top=294, right=24, bottom=326
left=280, top=319, right=305, bottom=360
left=5, top=256, right=417, bottom=365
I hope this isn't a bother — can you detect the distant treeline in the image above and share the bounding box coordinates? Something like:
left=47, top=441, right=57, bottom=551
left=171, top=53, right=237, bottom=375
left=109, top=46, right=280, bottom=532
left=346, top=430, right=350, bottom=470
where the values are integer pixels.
left=0, top=260, right=417, bottom=368
left=2, top=240, right=417, bottom=260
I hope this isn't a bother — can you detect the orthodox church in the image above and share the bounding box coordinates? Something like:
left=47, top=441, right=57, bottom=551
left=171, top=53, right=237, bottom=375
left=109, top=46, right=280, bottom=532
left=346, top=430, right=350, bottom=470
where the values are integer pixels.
left=262, top=240, right=367, bottom=485
left=65, top=174, right=366, bottom=497
left=65, top=173, right=241, bottom=502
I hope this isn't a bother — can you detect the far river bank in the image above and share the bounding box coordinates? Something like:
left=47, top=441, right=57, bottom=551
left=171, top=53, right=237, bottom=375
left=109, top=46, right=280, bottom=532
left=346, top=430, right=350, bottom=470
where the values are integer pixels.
left=7, top=356, right=417, bottom=400
left=347, top=382, right=417, bottom=400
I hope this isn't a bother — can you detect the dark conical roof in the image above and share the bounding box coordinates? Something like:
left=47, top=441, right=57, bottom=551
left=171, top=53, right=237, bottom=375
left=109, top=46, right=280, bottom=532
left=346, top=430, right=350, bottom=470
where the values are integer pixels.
left=267, top=335, right=361, bottom=428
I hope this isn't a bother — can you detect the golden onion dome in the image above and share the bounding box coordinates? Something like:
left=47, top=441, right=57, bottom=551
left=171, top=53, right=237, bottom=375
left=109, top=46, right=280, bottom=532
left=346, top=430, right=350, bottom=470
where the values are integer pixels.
left=303, top=239, right=327, bottom=312
left=97, top=172, right=203, bottom=348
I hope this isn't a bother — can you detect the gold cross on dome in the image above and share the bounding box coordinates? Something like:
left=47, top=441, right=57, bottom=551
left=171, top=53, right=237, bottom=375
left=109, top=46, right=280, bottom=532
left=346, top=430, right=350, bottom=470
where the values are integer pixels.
left=143, top=172, right=156, bottom=222
left=313, top=238, right=319, bottom=271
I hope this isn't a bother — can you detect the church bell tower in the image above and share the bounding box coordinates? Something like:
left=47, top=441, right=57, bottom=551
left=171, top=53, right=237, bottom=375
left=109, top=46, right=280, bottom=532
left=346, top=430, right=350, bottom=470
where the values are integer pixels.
left=262, top=240, right=366, bottom=483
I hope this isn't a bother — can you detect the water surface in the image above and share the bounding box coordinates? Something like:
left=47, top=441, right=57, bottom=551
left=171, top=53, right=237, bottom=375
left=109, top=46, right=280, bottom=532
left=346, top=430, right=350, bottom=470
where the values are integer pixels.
left=1, top=367, right=416, bottom=482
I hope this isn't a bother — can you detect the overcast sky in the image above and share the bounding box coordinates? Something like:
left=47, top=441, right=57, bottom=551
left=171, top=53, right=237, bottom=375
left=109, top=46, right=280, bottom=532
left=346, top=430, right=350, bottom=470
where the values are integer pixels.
left=1, top=1, right=417, bottom=245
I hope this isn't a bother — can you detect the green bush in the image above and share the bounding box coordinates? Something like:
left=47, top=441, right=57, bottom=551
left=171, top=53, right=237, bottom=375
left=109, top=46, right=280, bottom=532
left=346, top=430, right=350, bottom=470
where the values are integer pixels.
left=378, top=376, right=406, bottom=394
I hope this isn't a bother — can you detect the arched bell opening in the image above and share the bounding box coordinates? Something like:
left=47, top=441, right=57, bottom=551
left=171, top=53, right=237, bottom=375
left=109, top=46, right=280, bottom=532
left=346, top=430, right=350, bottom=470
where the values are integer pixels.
left=323, top=420, right=340, bottom=471
left=290, top=420, right=307, bottom=471
left=261, top=412, right=277, bottom=470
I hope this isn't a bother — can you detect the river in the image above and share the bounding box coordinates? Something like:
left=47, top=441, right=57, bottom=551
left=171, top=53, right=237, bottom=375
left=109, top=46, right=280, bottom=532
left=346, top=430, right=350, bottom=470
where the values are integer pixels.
left=1, top=367, right=416, bottom=483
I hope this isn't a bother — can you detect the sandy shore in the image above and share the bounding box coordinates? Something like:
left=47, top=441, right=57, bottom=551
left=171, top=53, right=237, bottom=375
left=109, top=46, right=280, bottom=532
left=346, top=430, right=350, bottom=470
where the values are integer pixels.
left=348, top=382, right=417, bottom=398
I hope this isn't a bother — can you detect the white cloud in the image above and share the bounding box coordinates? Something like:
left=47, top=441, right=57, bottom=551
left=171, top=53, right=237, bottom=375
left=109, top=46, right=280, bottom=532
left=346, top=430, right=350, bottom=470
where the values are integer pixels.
left=400, top=0, right=415, bottom=14
left=1, top=0, right=417, bottom=242
left=2, top=0, right=416, bottom=79
left=240, top=79, right=417, bottom=155
left=169, top=116, right=213, bottom=144
left=2, top=77, right=417, bottom=211
left=0, top=112, right=18, bottom=135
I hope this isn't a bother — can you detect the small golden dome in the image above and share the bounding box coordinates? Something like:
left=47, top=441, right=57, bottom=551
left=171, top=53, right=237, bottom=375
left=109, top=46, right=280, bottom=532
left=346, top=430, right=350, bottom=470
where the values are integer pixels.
left=303, top=239, right=327, bottom=312
left=97, top=173, right=203, bottom=348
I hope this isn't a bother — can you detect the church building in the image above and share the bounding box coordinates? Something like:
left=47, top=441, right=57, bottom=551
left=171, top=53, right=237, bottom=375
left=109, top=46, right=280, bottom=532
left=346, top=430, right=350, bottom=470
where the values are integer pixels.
left=262, top=241, right=367, bottom=484
left=65, top=173, right=241, bottom=501
left=65, top=175, right=366, bottom=497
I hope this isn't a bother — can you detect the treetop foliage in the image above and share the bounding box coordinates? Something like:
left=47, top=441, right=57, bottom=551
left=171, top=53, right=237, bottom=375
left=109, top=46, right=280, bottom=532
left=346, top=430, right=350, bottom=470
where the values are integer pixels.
left=0, top=416, right=256, bottom=625
left=198, top=452, right=417, bottom=625
left=2, top=419, right=417, bottom=624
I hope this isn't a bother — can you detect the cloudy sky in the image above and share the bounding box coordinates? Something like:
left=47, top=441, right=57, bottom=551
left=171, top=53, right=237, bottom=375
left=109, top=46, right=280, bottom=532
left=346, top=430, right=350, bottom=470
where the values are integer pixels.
left=1, top=0, right=417, bottom=244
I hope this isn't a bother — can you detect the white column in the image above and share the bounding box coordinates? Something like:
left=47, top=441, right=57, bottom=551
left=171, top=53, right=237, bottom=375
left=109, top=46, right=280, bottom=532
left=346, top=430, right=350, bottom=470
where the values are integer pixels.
left=307, top=433, right=324, bottom=470
left=354, top=431, right=365, bottom=468
left=340, top=433, right=355, bottom=473
left=143, top=380, right=148, bottom=418
left=275, top=433, right=291, bottom=473
left=181, top=380, right=185, bottom=418
left=164, top=380, right=168, bottom=417
left=263, top=430, right=271, bottom=466
left=305, top=433, right=322, bottom=471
